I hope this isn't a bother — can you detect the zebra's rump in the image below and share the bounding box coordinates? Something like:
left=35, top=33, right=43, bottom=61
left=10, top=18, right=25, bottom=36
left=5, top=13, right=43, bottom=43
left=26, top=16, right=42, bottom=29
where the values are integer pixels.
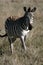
left=5, top=17, right=17, bottom=37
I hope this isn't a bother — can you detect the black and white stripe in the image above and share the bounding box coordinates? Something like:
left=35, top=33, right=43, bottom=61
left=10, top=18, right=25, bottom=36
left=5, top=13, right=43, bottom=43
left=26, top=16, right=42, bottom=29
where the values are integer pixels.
left=0, top=7, right=36, bottom=54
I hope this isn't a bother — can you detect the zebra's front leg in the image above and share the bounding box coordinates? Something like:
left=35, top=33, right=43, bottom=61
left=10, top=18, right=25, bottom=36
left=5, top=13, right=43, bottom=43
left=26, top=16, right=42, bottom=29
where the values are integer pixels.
left=20, top=36, right=27, bottom=50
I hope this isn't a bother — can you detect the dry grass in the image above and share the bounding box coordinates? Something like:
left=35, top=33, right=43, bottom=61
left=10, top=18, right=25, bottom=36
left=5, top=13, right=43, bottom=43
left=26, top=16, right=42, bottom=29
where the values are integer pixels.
left=0, top=0, right=43, bottom=65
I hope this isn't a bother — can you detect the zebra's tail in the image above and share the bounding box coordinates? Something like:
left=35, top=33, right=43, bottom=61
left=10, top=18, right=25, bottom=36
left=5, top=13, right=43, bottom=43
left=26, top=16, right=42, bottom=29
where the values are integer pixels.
left=0, top=33, right=7, bottom=37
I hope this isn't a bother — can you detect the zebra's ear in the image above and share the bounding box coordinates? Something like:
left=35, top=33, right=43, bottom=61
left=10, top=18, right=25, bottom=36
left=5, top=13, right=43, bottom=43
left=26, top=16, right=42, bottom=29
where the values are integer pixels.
left=28, top=7, right=31, bottom=12
left=23, top=7, right=27, bottom=12
left=31, top=7, right=36, bottom=12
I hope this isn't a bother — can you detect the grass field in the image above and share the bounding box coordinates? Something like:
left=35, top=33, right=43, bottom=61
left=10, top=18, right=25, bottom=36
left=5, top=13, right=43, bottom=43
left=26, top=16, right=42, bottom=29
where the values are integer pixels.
left=0, top=0, right=43, bottom=65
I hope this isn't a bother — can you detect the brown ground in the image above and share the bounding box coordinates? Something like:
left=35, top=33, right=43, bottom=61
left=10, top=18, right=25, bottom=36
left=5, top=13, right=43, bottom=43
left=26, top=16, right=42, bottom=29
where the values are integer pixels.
left=0, top=0, right=43, bottom=65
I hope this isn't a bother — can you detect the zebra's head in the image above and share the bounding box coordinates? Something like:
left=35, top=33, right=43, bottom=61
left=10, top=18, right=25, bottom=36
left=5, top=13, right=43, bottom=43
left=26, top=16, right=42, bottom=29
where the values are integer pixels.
left=23, top=7, right=36, bottom=30
left=24, top=7, right=36, bottom=24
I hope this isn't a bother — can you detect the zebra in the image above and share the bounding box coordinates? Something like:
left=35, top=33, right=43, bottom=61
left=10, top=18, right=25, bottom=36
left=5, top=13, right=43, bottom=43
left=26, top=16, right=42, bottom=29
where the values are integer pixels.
left=0, top=7, right=36, bottom=54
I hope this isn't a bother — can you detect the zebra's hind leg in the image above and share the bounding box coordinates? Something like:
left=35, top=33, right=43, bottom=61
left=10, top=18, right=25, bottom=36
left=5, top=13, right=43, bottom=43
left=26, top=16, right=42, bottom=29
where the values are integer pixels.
left=8, top=37, right=16, bottom=54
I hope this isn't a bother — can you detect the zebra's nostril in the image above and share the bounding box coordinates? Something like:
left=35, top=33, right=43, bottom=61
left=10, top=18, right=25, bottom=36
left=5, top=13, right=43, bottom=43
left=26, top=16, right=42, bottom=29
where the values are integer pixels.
left=29, top=24, right=33, bottom=30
